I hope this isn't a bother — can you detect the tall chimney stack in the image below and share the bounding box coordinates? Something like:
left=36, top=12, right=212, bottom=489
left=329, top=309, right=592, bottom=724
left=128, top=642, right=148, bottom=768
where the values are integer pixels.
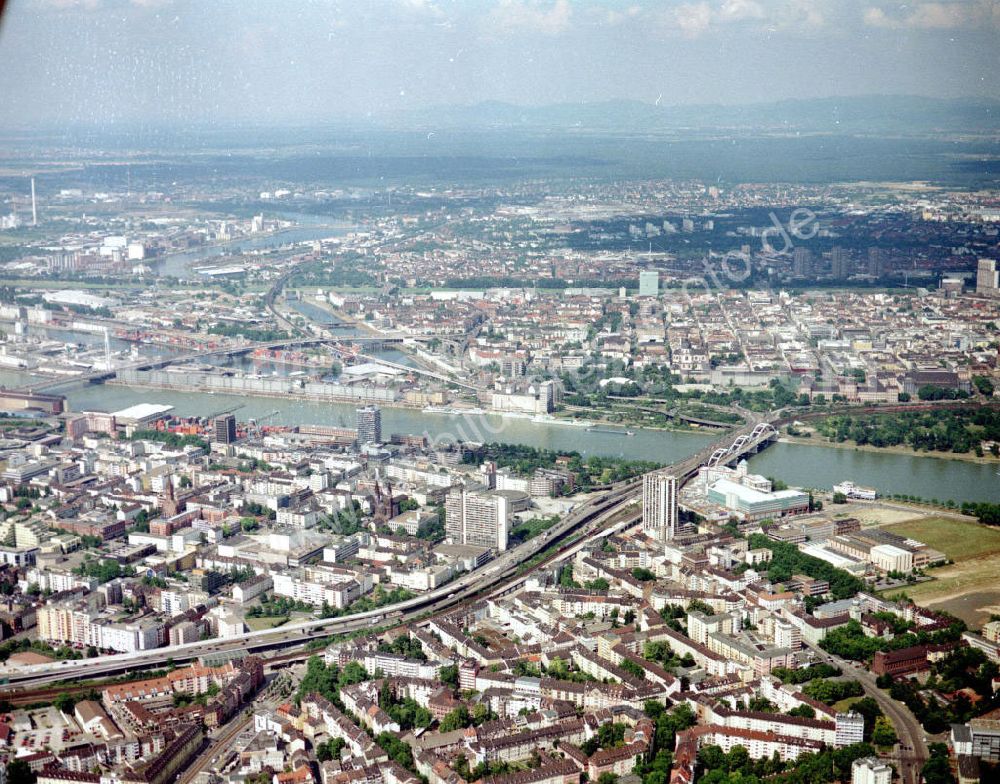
left=30, top=178, right=37, bottom=226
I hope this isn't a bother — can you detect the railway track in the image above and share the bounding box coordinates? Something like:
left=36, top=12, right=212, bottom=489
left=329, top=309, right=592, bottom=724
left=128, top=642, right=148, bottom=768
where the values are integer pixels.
left=176, top=713, right=254, bottom=784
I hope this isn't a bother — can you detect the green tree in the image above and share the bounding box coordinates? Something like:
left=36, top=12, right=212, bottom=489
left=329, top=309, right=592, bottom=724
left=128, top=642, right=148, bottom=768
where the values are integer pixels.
left=317, top=737, right=346, bottom=762
left=921, top=743, right=957, bottom=784
left=5, top=760, right=36, bottom=784
left=439, top=706, right=471, bottom=732
left=871, top=716, right=898, bottom=747
left=53, top=692, right=77, bottom=714
left=439, top=664, right=459, bottom=689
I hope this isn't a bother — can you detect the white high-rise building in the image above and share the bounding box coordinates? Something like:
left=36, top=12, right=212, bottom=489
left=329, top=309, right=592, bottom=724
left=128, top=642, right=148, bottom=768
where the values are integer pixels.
left=445, top=488, right=510, bottom=552
left=835, top=711, right=865, bottom=748
left=643, top=472, right=678, bottom=542
left=638, top=270, right=659, bottom=298
left=977, top=258, right=999, bottom=296
left=356, top=405, right=382, bottom=445
left=851, top=757, right=891, bottom=784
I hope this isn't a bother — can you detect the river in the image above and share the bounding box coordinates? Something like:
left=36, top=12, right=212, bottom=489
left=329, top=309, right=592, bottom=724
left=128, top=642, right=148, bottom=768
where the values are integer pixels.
left=153, top=218, right=354, bottom=277
left=53, top=383, right=999, bottom=504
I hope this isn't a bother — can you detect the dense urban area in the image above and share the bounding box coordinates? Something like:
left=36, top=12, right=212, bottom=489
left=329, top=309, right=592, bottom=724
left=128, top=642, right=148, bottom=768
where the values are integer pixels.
left=0, top=101, right=997, bottom=784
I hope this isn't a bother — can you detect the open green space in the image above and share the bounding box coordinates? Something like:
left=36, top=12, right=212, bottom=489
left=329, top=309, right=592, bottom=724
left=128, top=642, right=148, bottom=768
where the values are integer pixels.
left=882, top=516, right=1000, bottom=562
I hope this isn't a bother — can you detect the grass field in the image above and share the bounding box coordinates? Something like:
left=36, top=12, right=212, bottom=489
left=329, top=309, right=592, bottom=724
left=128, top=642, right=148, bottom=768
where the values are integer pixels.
left=883, top=516, right=1000, bottom=562
left=832, top=696, right=862, bottom=713
left=245, top=615, right=288, bottom=631
left=879, top=516, right=1000, bottom=626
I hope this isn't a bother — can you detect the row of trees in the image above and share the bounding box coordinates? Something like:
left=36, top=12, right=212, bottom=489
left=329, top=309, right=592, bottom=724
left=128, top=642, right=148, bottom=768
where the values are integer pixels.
left=820, top=618, right=967, bottom=664
left=694, top=741, right=879, bottom=784
left=961, top=501, right=1000, bottom=526
left=464, top=442, right=661, bottom=491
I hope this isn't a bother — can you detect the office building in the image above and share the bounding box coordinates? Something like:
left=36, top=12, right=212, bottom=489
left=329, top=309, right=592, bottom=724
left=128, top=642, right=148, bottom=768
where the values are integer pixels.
left=851, top=757, right=891, bottom=784
left=356, top=405, right=382, bottom=445
left=445, top=488, right=510, bottom=552
left=212, top=413, right=237, bottom=445
left=643, top=471, right=678, bottom=542
left=978, top=258, right=999, bottom=296
left=952, top=718, right=1000, bottom=761
left=707, top=479, right=809, bottom=522
left=638, top=270, right=659, bottom=298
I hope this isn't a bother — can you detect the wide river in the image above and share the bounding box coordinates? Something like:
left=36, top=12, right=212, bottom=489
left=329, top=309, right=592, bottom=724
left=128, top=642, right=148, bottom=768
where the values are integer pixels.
left=57, top=384, right=1000, bottom=504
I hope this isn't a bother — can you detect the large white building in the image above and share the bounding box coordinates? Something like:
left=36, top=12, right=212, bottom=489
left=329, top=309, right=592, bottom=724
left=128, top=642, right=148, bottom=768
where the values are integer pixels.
left=835, top=711, right=865, bottom=748
left=851, top=757, right=892, bottom=784
left=643, top=471, right=678, bottom=542
left=37, top=604, right=163, bottom=653
left=445, top=488, right=510, bottom=551
left=638, top=270, right=660, bottom=297
left=870, top=544, right=913, bottom=574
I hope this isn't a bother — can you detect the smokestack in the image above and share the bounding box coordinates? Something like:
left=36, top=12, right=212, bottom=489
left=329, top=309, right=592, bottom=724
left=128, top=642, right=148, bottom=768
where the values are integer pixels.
left=30, top=178, right=37, bottom=226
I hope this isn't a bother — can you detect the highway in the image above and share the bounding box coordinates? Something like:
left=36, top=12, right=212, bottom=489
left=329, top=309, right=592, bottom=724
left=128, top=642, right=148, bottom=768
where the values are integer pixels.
left=0, top=417, right=779, bottom=696
left=0, top=478, right=646, bottom=690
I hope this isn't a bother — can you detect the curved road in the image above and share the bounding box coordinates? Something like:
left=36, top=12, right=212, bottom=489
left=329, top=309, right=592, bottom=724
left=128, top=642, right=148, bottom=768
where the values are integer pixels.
left=806, top=642, right=927, bottom=784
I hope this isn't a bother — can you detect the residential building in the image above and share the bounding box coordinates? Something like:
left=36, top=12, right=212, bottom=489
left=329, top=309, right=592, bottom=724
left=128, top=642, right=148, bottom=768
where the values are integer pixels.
left=357, top=405, right=382, bottom=446
left=643, top=471, right=678, bottom=542
left=445, top=488, right=510, bottom=552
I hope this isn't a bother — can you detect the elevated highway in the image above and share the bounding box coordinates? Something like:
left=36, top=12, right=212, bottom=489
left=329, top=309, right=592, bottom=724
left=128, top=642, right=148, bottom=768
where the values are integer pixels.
left=0, top=478, right=643, bottom=690
left=0, top=416, right=782, bottom=693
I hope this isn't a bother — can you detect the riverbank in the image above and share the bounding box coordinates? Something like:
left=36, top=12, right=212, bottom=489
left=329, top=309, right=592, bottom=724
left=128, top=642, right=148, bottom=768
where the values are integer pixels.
left=154, top=223, right=347, bottom=267
left=779, top=434, right=1000, bottom=465
left=553, top=408, right=730, bottom=436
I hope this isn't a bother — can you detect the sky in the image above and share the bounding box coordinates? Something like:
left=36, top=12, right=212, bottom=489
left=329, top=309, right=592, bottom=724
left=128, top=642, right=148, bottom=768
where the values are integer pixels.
left=0, top=0, right=998, bottom=128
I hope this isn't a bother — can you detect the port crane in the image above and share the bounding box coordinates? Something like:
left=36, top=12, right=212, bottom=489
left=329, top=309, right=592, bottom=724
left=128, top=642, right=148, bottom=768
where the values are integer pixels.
left=246, top=409, right=280, bottom=439
left=203, top=404, right=246, bottom=420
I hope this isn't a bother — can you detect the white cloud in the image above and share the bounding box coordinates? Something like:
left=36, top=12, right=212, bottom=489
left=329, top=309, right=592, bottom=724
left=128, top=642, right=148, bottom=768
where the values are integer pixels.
left=34, top=0, right=173, bottom=10
left=780, top=0, right=826, bottom=29
left=909, top=2, right=971, bottom=28
left=659, top=0, right=828, bottom=38
left=397, top=0, right=445, bottom=19
left=863, top=1, right=1000, bottom=30
left=35, top=0, right=103, bottom=8
left=488, top=0, right=572, bottom=35
left=673, top=2, right=713, bottom=37
left=604, top=5, right=642, bottom=25
left=718, top=0, right=764, bottom=22
left=862, top=6, right=894, bottom=27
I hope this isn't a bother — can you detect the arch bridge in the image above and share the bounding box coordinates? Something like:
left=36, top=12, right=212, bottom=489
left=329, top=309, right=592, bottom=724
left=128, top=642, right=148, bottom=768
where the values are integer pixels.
left=705, top=422, right=778, bottom=468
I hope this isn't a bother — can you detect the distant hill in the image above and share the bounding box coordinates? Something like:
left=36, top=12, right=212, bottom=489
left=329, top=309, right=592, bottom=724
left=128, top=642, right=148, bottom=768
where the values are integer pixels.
left=405, top=95, right=1000, bottom=134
